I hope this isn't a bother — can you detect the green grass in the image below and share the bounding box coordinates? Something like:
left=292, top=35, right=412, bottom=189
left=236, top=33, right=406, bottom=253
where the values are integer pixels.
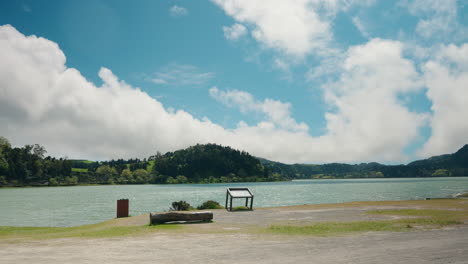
left=267, top=208, right=466, bottom=236
left=268, top=221, right=404, bottom=236
left=71, top=168, right=88, bottom=172
left=0, top=221, right=181, bottom=241
left=367, top=208, right=465, bottom=218
left=72, top=160, right=94, bottom=164
left=231, top=206, right=251, bottom=211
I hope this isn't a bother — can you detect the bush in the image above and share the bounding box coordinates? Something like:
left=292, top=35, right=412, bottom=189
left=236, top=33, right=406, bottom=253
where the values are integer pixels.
left=170, top=200, right=192, bottom=211
left=197, top=200, right=223, bottom=210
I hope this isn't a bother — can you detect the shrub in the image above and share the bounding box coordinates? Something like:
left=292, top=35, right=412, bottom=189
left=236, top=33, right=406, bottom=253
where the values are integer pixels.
left=197, top=200, right=223, bottom=210
left=170, top=200, right=192, bottom=211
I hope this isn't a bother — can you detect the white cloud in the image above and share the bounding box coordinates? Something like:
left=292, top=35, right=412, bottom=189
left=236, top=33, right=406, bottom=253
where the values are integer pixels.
left=210, top=38, right=431, bottom=164
left=0, top=25, right=444, bottom=164
left=320, top=38, right=428, bottom=162
left=209, top=87, right=309, bottom=133
left=352, top=16, right=370, bottom=39
left=169, top=5, right=188, bottom=17
left=400, top=0, right=465, bottom=40
left=223, top=23, right=247, bottom=41
left=147, top=63, right=215, bottom=87
left=0, top=25, right=223, bottom=160
left=213, top=0, right=375, bottom=58
left=213, top=0, right=332, bottom=57
left=418, top=43, right=468, bottom=157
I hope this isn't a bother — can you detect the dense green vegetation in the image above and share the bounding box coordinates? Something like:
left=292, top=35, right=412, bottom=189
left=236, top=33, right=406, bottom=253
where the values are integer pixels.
left=263, top=144, right=468, bottom=179
left=0, top=136, right=72, bottom=187
left=148, top=143, right=279, bottom=184
left=0, top=137, right=282, bottom=186
left=197, top=200, right=224, bottom=210
left=1, top=134, right=467, bottom=187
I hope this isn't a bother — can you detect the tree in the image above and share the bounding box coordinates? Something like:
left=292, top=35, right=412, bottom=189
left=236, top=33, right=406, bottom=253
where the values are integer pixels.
left=166, top=176, right=176, bottom=184
left=0, top=136, right=11, bottom=150
left=64, top=176, right=78, bottom=185
left=133, top=169, right=149, bottom=184
left=96, top=165, right=118, bottom=183
left=0, top=137, right=11, bottom=177
left=119, top=168, right=133, bottom=184
left=32, top=144, right=47, bottom=158
left=49, top=178, right=59, bottom=186
left=176, top=175, right=188, bottom=183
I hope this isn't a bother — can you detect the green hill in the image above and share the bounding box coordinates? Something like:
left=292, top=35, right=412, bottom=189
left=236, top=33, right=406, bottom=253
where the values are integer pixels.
left=1, top=134, right=467, bottom=187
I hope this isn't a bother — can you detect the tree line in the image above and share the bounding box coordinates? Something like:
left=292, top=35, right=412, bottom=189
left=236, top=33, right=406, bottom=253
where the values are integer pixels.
left=1, top=135, right=466, bottom=187
left=0, top=138, right=283, bottom=186
left=0, top=137, right=72, bottom=186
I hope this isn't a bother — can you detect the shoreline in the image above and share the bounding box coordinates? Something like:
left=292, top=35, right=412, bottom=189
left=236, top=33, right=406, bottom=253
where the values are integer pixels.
left=2, top=175, right=468, bottom=188
left=1, top=198, right=467, bottom=264
left=1, top=197, right=466, bottom=229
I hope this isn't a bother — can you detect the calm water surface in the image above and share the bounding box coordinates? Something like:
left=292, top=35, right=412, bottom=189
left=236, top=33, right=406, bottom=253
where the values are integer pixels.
left=1, top=177, right=467, bottom=227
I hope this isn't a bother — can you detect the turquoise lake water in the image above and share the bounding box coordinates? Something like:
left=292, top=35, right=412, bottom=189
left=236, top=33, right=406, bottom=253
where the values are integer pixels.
left=1, top=177, right=467, bottom=227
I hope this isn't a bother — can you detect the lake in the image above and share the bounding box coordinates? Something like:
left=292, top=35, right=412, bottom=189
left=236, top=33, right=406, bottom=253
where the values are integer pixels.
left=1, top=177, right=467, bottom=227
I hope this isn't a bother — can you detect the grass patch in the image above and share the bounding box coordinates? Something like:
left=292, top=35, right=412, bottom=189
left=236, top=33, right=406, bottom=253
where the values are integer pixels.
left=367, top=208, right=465, bottom=218
left=267, top=208, right=466, bottom=236
left=0, top=221, right=181, bottom=241
left=268, top=221, right=404, bottom=236
left=71, top=168, right=88, bottom=173
left=232, top=206, right=251, bottom=211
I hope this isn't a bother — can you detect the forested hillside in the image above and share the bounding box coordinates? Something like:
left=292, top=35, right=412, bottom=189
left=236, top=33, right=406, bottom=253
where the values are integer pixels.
left=0, top=137, right=281, bottom=186
left=1, top=134, right=467, bottom=187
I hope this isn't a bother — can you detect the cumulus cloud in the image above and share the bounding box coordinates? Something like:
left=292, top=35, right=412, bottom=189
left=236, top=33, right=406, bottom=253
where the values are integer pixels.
left=320, top=39, right=428, bottom=162
left=0, top=25, right=443, bottom=164
left=418, top=43, right=468, bottom=156
left=223, top=23, right=247, bottom=41
left=169, top=5, right=188, bottom=17
left=0, top=25, right=223, bottom=160
left=147, top=63, right=215, bottom=87
left=212, top=0, right=332, bottom=57
left=209, top=87, right=309, bottom=132
left=213, top=0, right=375, bottom=58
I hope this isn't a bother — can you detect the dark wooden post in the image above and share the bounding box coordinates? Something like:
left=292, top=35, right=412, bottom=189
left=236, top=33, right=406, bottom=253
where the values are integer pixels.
left=117, top=199, right=129, bottom=218
left=230, top=196, right=233, bottom=211
left=225, top=190, right=229, bottom=210
left=250, top=196, right=254, bottom=210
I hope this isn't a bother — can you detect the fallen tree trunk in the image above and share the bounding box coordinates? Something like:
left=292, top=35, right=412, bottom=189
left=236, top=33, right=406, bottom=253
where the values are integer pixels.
left=150, top=211, right=213, bottom=225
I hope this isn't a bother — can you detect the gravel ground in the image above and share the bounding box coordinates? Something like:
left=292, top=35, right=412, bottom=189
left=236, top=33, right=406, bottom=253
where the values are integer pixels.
left=1, top=203, right=467, bottom=264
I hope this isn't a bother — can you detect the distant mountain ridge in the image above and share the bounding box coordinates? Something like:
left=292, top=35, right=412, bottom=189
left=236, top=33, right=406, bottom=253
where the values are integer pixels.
left=408, top=144, right=468, bottom=168
left=260, top=145, right=468, bottom=179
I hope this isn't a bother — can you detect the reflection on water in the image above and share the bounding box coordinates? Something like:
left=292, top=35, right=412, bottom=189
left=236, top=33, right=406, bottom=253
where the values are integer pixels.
left=0, top=177, right=467, bottom=227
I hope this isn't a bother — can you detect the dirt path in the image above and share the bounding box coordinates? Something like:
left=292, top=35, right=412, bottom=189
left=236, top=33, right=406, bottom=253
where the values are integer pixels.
left=1, top=201, right=468, bottom=264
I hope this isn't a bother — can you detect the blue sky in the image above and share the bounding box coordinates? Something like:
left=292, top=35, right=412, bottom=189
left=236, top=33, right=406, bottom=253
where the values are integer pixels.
left=0, top=0, right=467, bottom=164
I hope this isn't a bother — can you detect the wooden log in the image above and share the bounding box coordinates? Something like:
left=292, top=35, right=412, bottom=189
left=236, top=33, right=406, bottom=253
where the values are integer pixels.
left=150, top=211, right=213, bottom=225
